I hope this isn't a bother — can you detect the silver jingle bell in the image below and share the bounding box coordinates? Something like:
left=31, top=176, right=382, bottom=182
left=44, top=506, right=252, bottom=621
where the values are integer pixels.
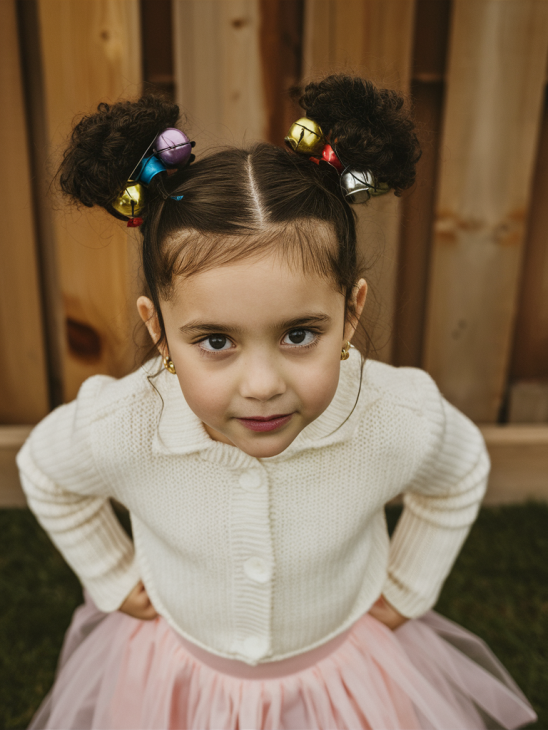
left=341, top=169, right=390, bottom=204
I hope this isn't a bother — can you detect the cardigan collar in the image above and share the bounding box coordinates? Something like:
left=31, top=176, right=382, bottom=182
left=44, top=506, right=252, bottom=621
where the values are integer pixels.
left=147, top=348, right=377, bottom=467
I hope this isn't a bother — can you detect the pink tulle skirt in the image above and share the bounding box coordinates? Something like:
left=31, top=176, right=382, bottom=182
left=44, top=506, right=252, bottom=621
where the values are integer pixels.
left=30, top=594, right=536, bottom=730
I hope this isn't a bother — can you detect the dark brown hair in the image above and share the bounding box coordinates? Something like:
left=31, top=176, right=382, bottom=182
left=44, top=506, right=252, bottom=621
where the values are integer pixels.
left=59, top=75, right=420, bottom=355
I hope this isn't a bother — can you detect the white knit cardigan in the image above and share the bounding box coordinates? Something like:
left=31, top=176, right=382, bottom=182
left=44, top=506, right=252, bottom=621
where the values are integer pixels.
left=17, top=350, right=490, bottom=665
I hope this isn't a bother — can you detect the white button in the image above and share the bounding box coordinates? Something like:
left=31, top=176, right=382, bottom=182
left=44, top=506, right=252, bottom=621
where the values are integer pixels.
left=239, top=472, right=262, bottom=491
left=243, top=636, right=269, bottom=660
left=244, top=556, right=271, bottom=583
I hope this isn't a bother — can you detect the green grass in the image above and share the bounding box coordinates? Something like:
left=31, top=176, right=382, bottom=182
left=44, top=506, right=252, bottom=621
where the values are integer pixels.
left=1, top=504, right=547, bottom=728
left=0, top=509, right=82, bottom=729
left=387, top=503, right=548, bottom=728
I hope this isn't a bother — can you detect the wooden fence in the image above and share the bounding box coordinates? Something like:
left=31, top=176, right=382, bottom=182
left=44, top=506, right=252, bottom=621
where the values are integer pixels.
left=1, top=0, right=547, bottom=505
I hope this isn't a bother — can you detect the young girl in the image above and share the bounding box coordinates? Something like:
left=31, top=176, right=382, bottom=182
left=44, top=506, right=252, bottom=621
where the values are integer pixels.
left=18, top=75, right=536, bottom=729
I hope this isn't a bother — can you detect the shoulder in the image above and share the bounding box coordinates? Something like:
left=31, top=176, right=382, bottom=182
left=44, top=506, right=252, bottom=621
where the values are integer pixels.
left=83, top=361, right=160, bottom=424
left=359, top=359, right=488, bottom=479
left=318, top=351, right=445, bottom=446
left=361, top=359, right=442, bottom=418
left=355, top=359, right=449, bottom=457
left=17, top=360, right=165, bottom=490
left=19, top=360, right=160, bottom=462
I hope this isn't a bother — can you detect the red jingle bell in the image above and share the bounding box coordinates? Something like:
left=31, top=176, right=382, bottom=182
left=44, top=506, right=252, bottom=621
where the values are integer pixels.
left=310, top=144, right=344, bottom=173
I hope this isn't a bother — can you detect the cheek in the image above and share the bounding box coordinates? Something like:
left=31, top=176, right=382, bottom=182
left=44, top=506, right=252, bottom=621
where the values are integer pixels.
left=297, top=356, right=341, bottom=419
left=175, top=362, right=232, bottom=423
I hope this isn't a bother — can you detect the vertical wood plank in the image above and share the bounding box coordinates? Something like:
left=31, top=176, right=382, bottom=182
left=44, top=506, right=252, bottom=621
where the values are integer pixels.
left=508, top=383, right=548, bottom=424
left=0, top=427, right=33, bottom=507
left=394, top=0, right=452, bottom=367
left=141, top=0, right=175, bottom=97
left=0, top=0, right=49, bottom=423
left=37, top=0, right=142, bottom=402
left=423, top=0, right=548, bottom=422
left=412, top=0, right=451, bottom=84
left=303, top=0, right=334, bottom=73
left=394, top=81, right=445, bottom=367
left=173, top=0, right=266, bottom=147
left=303, top=1, right=414, bottom=90
left=259, top=0, right=304, bottom=145
left=360, top=1, right=415, bottom=88
left=357, top=1, right=416, bottom=364
left=302, top=0, right=416, bottom=363
left=17, top=0, right=65, bottom=409
left=510, top=95, right=548, bottom=382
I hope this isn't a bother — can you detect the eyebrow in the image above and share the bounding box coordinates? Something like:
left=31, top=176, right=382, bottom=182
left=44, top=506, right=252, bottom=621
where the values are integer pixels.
left=178, top=313, right=332, bottom=336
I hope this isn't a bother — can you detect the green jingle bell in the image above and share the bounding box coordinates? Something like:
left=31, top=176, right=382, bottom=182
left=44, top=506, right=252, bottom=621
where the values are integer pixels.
left=112, top=180, right=145, bottom=218
left=284, top=117, right=325, bottom=156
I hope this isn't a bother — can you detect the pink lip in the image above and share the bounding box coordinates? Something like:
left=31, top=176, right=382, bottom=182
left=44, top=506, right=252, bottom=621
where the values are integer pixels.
left=236, top=414, right=294, bottom=432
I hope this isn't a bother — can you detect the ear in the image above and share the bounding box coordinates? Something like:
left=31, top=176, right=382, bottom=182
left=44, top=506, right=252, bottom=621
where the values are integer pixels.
left=343, top=278, right=368, bottom=343
left=137, top=296, right=167, bottom=357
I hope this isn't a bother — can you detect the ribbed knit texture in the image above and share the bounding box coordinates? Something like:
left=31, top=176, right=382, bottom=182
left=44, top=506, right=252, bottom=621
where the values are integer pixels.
left=16, top=351, right=490, bottom=665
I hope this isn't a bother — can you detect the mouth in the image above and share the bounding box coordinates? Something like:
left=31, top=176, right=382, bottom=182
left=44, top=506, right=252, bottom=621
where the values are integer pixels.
left=236, top=413, right=294, bottom=433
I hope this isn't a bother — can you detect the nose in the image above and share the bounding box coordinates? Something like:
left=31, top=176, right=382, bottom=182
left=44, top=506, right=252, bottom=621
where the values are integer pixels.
left=239, top=352, right=287, bottom=402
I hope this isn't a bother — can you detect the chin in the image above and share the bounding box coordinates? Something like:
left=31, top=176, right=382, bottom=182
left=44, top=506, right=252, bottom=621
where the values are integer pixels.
left=239, top=436, right=294, bottom=459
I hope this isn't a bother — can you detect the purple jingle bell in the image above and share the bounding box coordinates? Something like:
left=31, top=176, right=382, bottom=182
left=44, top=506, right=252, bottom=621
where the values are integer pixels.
left=154, top=128, right=192, bottom=167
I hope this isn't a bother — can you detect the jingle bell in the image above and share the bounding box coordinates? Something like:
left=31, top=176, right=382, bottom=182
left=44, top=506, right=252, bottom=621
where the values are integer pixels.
left=341, top=170, right=390, bottom=204
left=284, top=117, right=325, bottom=156
left=112, top=180, right=145, bottom=218
left=154, top=128, right=193, bottom=167
left=319, top=144, right=343, bottom=173
left=370, top=181, right=390, bottom=197
left=134, top=155, right=168, bottom=185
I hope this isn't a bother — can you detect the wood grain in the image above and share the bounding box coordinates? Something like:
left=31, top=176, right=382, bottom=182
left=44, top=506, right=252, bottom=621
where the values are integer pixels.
left=36, top=0, right=142, bottom=402
left=480, top=425, right=548, bottom=505
left=510, top=96, right=548, bottom=381
left=412, top=0, right=451, bottom=84
left=0, top=426, right=33, bottom=507
left=302, top=0, right=416, bottom=363
left=395, top=81, right=445, bottom=368
left=0, top=0, right=49, bottom=424
left=393, top=0, right=451, bottom=367
left=173, top=0, right=266, bottom=147
left=141, top=0, right=175, bottom=97
left=259, top=0, right=304, bottom=146
left=303, top=0, right=414, bottom=85
left=423, top=0, right=548, bottom=421
left=508, top=381, right=548, bottom=424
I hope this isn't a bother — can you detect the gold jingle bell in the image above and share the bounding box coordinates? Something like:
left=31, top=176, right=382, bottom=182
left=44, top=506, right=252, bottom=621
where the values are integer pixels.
left=284, top=117, right=325, bottom=156
left=111, top=180, right=145, bottom=217
left=341, top=169, right=391, bottom=204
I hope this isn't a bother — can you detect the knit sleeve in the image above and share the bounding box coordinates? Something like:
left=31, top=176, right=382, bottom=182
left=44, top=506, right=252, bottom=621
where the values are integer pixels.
left=16, top=376, right=141, bottom=612
left=382, top=370, right=490, bottom=618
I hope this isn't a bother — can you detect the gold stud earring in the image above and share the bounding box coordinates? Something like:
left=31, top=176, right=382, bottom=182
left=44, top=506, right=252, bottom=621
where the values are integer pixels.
left=163, top=355, right=176, bottom=374
left=341, top=340, right=351, bottom=361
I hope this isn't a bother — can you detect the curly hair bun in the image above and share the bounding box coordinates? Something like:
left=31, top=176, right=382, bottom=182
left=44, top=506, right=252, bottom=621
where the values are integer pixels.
left=299, top=75, right=420, bottom=194
left=58, top=96, right=180, bottom=210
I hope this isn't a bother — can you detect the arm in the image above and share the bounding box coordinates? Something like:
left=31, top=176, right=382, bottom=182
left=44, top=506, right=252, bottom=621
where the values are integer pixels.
left=16, top=376, right=142, bottom=612
left=381, top=370, right=490, bottom=619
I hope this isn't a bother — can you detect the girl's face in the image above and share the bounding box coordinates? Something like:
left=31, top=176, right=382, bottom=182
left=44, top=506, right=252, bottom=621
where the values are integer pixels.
left=139, top=250, right=367, bottom=459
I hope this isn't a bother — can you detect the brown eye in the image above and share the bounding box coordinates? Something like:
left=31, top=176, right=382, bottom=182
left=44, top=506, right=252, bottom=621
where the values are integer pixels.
left=209, top=336, right=227, bottom=349
left=282, top=329, right=316, bottom=347
left=200, top=335, right=231, bottom=352
left=288, top=330, right=306, bottom=344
